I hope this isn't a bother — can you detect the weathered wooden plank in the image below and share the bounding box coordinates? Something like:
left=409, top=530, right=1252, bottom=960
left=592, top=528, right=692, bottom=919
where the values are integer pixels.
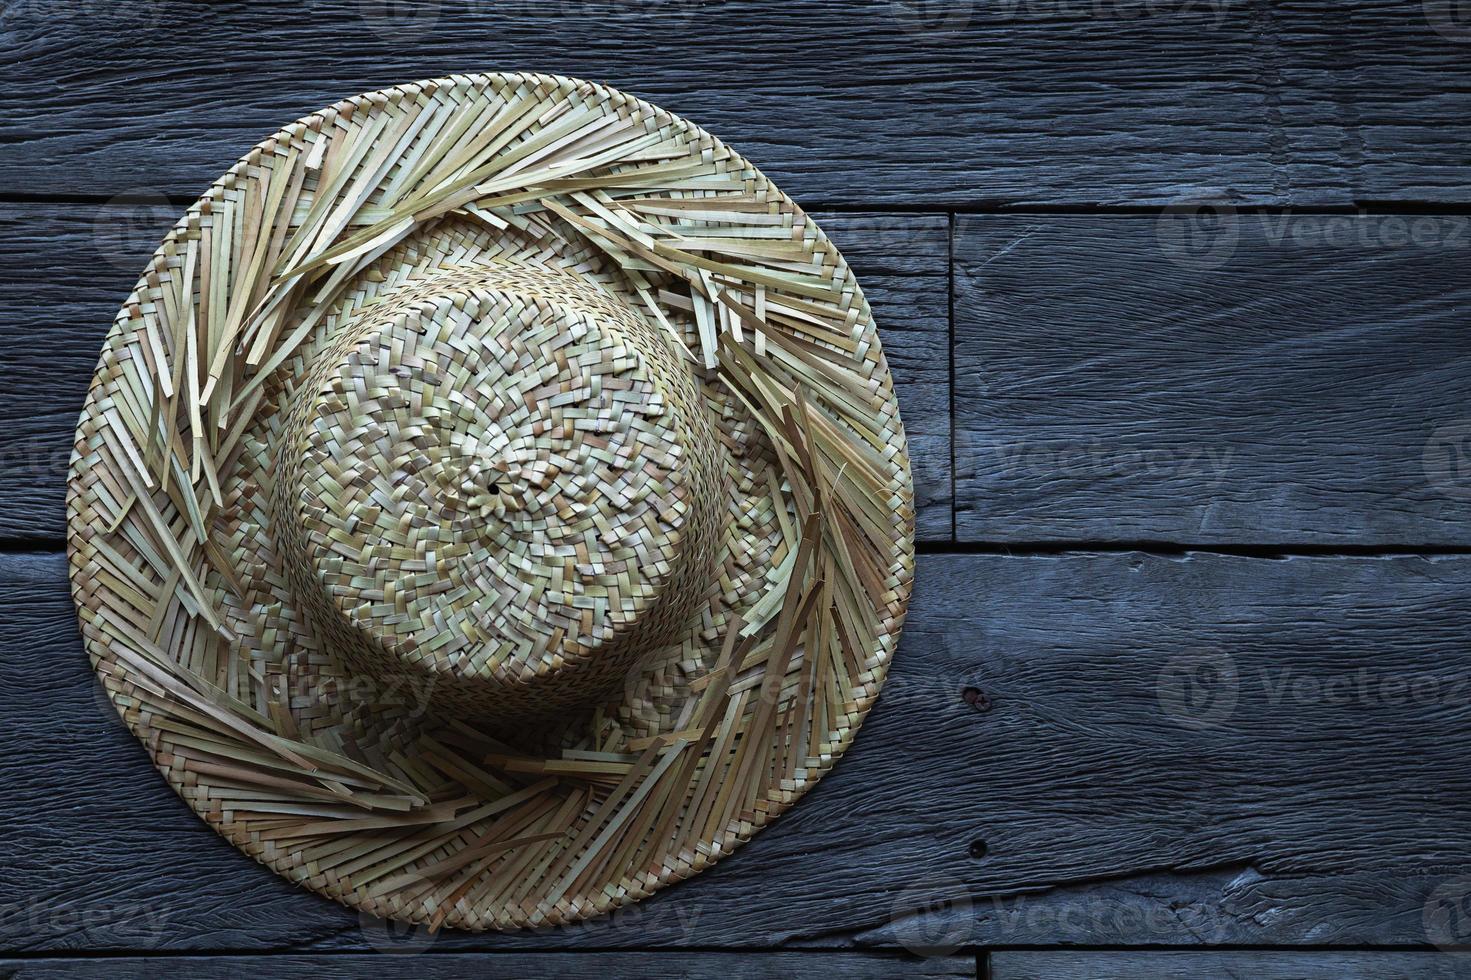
left=0, top=953, right=974, bottom=979
left=0, top=205, right=950, bottom=542
left=0, top=201, right=176, bottom=544
left=0, top=1, right=1465, bottom=205
left=953, top=213, right=1471, bottom=545
left=990, top=951, right=1467, bottom=979
left=7, top=550, right=1471, bottom=951
left=817, top=213, right=952, bottom=538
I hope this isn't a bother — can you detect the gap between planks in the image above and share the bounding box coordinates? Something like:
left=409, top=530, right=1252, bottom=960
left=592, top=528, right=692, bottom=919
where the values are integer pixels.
left=10, top=192, right=1471, bottom=217
left=17, top=539, right=1471, bottom=560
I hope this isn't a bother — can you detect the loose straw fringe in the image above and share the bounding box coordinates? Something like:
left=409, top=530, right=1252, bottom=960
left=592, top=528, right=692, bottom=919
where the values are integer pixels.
left=68, top=73, right=914, bottom=932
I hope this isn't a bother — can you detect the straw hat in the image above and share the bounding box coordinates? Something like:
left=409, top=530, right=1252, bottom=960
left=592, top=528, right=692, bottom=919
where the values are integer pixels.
left=67, top=73, right=914, bottom=931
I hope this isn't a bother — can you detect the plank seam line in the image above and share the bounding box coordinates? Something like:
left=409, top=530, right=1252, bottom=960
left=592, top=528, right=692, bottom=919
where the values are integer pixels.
left=921, top=540, right=1471, bottom=558
left=974, top=943, right=1452, bottom=952
left=10, top=193, right=1471, bottom=216
left=0, top=948, right=968, bottom=960
left=947, top=211, right=958, bottom=542
left=13, top=540, right=1471, bottom=560
left=0, top=944, right=1450, bottom=960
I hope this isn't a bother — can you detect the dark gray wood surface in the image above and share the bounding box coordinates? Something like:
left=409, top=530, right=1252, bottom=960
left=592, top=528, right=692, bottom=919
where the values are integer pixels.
left=989, top=951, right=1471, bottom=979
left=4, top=1, right=1469, bottom=975
left=0, top=954, right=975, bottom=979
left=953, top=213, right=1471, bottom=545
left=1, top=0, right=1467, bottom=206
left=7, top=550, right=1471, bottom=955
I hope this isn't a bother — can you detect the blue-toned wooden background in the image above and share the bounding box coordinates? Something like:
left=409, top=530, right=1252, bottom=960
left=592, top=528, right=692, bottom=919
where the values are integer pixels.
left=2, top=1, right=1470, bottom=977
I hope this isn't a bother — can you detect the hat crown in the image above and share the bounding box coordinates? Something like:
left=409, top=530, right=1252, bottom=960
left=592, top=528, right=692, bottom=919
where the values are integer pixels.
left=272, top=261, right=725, bottom=719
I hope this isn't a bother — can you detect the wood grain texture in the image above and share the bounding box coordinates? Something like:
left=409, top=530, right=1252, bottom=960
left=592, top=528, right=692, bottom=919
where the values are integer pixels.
left=953, top=213, right=1471, bottom=545
left=0, top=203, right=177, bottom=545
left=818, top=212, right=952, bottom=538
left=0, top=953, right=975, bottom=979
left=990, top=951, right=1467, bottom=980
left=0, top=0, right=1466, bottom=206
left=0, top=205, right=950, bottom=542
left=8, top=550, right=1471, bottom=951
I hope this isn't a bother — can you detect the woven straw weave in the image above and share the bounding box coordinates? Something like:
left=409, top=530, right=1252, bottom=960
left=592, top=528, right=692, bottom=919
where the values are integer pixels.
left=67, top=73, right=914, bottom=931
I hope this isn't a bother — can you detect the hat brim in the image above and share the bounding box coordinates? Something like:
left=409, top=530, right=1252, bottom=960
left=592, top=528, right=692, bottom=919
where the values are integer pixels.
left=67, top=72, right=914, bottom=931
